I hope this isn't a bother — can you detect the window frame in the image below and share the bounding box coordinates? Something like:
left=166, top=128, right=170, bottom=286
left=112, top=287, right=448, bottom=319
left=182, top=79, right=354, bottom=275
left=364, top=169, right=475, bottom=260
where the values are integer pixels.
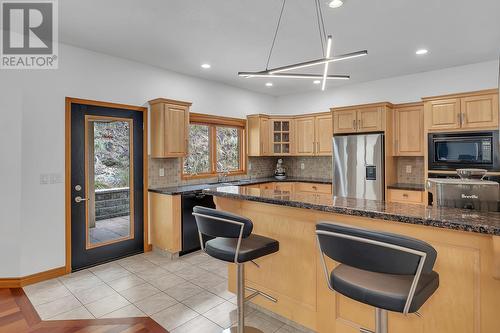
left=182, top=113, right=246, bottom=179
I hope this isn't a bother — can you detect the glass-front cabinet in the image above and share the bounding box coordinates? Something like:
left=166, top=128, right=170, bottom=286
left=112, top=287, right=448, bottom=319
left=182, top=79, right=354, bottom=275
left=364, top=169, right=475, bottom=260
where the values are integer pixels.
left=271, top=119, right=293, bottom=155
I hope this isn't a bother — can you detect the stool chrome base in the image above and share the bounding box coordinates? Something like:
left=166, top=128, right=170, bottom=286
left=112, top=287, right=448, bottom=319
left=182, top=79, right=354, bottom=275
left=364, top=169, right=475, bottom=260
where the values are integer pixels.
left=222, top=326, right=263, bottom=333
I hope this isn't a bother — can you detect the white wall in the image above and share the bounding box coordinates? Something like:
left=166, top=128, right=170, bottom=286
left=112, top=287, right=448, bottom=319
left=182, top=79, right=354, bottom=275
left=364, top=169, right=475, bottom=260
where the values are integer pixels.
left=274, top=60, right=499, bottom=114
left=0, top=44, right=275, bottom=277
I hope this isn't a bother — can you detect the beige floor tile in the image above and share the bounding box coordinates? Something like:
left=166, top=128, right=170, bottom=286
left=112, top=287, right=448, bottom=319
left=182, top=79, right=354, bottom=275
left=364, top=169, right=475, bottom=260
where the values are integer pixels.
left=202, top=301, right=238, bottom=328
left=118, top=283, right=160, bottom=303
left=164, top=282, right=204, bottom=302
left=190, top=271, right=226, bottom=290
left=173, top=265, right=210, bottom=281
left=149, top=273, right=186, bottom=291
left=135, top=266, right=170, bottom=282
left=25, top=283, right=71, bottom=306
left=107, top=274, right=145, bottom=292
left=151, top=303, right=198, bottom=331
left=101, top=304, right=146, bottom=318
left=90, top=263, right=132, bottom=282
left=182, top=291, right=225, bottom=314
left=160, top=260, right=193, bottom=273
left=172, top=315, right=222, bottom=333
left=49, top=306, right=94, bottom=320
left=246, top=310, right=285, bottom=333
left=180, top=251, right=212, bottom=265
left=62, top=274, right=102, bottom=293
left=58, top=269, right=94, bottom=284
left=143, top=252, right=175, bottom=266
left=23, top=278, right=63, bottom=296
left=134, top=292, right=178, bottom=315
left=34, top=294, right=82, bottom=320
left=72, top=282, right=118, bottom=305
left=119, top=257, right=157, bottom=273
left=207, top=282, right=235, bottom=300
left=198, top=259, right=228, bottom=273
left=85, top=293, right=130, bottom=318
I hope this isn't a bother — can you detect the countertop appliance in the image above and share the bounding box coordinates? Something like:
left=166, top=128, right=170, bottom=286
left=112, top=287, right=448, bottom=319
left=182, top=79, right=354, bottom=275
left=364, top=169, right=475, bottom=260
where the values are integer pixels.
left=428, top=131, right=499, bottom=171
left=181, top=191, right=215, bottom=255
left=333, top=133, right=385, bottom=201
left=427, top=170, right=499, bottom=211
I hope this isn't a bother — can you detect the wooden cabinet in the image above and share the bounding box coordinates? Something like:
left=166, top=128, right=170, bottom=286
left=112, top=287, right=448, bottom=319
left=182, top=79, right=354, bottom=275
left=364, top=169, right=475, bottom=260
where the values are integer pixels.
left=315, top=114, right=333, bottom=155
left=260, top=183, right=274, bottom=190
left=247, top=115, right=270, bottom=156
left=295, top=116, right=315, bottom=155
left=274, top=182, right=294, bottom=192
left=270, top=119, right=293, bottom=155
left=387, top=189, right=424, bottom=205
left=149, top=193, right=181, bottom=252
left=294, top=182, right=332, bottom=195
left=149, top=98, right=191, bottom=158
left=424, top=91, right=498, bottom=132
left=393, top=103, right=424, bottom=156
left=332, top=104, right=388, bottom=134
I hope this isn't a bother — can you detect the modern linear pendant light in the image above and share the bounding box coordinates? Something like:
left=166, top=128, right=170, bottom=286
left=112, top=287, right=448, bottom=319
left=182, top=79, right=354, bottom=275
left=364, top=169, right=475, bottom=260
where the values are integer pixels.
left=238, top=0, right=367, bottom=91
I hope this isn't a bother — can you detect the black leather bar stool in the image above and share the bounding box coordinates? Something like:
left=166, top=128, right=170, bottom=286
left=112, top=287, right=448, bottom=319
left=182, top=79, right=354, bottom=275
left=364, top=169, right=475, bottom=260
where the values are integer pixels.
left=316, top=222, right=439, bottom=333
left=193, top=206, right=279, bottom=333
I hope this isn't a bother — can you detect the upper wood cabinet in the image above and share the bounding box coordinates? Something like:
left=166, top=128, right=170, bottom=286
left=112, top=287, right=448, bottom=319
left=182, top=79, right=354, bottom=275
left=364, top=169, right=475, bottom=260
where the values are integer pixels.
left=295, top=116, right=315, bottom=155
left=315, top=114, right=333, bottom=155
left=424, top=90, right=498, bottom=132
left=270, top=118, right=293, bottom=155
left=247, top=115, right=270, bottom=157
left=393, top=103, right=424, bottom=156
left=149, top=98, right=191, bottom=158
left=332, top=103, right=389, bottom=134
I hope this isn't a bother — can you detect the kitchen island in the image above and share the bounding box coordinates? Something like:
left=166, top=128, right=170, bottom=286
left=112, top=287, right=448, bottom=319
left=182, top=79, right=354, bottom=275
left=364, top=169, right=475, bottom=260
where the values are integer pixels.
left=204, top=185, right=500, bottom=333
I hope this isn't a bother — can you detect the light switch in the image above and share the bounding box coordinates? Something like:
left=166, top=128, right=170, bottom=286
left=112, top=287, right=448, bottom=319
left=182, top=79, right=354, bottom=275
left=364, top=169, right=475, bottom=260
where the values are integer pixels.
left=300, top=163, right=305, bottom=170
left=40, top=174, right=49, bottom=185
left=159, top=168, right=165, bottom=177
left=406, top=165, right=412, bottom=174
left=50, top=173, right=63, bottom=184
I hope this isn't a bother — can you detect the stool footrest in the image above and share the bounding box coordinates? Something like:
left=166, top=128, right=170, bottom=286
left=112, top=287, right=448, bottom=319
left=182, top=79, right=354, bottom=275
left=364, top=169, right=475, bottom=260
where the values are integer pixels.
left=244, top=286, right=277, bottom=303
left=360, top=329, right=374, bottom=333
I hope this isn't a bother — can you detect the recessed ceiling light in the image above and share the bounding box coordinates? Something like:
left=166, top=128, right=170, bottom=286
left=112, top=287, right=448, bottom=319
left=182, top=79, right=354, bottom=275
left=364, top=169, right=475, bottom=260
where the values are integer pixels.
left=416, top=49, right=428, bottom=55
left=328, top=0, right=344, bottom=9
left=313, top=80, right=321, bottom=84
left=201, top=63, right=211, bottom=69
left=265, top=82, right=273, bottom=87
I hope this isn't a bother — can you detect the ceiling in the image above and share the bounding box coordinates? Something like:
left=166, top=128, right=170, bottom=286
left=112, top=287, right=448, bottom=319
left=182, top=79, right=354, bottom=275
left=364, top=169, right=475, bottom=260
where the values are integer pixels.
left=59, top=0, right=500, bottom=96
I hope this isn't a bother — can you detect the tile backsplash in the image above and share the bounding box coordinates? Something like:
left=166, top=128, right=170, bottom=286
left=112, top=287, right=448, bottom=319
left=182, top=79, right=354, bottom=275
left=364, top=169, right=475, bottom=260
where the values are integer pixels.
left=148, top=156, right=332, bottom=188
left=396, top=156, right=425, bottom=184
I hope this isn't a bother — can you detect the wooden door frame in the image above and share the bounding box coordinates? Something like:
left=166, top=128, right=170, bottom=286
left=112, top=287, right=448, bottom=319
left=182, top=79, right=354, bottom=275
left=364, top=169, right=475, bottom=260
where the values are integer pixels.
left=65, top=97, right=150, bottom=274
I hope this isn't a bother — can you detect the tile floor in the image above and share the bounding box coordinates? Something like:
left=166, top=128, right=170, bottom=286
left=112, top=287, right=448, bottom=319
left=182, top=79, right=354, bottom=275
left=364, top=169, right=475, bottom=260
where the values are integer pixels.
left=23, top=251, right=311, bottom=333
left=89, top=216, right=130, bottom=244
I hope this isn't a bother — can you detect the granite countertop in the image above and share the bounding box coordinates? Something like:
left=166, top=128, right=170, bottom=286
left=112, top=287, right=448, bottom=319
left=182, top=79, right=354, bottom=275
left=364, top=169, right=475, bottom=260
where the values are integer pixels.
left=148, top=177, right=332, bottom=195
left=387, top=183, right=426, bottom=191
left=204, top=185, right=500, bottom=236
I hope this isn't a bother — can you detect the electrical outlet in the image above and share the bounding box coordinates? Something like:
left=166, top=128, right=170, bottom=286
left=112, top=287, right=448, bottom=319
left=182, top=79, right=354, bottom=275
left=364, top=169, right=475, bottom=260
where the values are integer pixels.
left=248, top=162, right=252, bottom=171
left=406, top=165, right=412, bottom=174
left=300, top=163, right=305, bottom=170
left=159, top=168, right=165, bottom=177
left=40, top=174, right=49, bottom=185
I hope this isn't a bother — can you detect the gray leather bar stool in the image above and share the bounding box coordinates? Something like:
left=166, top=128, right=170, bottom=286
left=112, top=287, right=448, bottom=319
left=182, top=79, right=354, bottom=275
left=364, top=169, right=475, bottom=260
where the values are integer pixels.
left=193, top=206, right=279, bottom=333
left=316, top=222, right=439, bottom=333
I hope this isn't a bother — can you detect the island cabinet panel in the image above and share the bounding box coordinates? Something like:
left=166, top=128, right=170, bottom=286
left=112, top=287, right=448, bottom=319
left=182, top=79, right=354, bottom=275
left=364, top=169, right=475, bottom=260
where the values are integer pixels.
left=216, top=197, right=500, bottom=333
left=333, top=110, right=357, bottom=134
left=393, top=104, right=424, bottom=156
left=294, top=116, right=315, bottom=155
left=315, top=114, right=333, bottom=155
left=461, top=93, right=499, bottom=129
left=387, top=189, right=424, bottom=205
left=149, top=193, right=181, bottom=253
left=149, top=98, right=191, bottom=158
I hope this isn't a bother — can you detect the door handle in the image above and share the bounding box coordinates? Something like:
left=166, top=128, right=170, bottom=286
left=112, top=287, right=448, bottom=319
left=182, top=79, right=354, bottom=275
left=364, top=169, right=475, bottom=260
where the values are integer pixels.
left=74, top=196, right=87, bottom=203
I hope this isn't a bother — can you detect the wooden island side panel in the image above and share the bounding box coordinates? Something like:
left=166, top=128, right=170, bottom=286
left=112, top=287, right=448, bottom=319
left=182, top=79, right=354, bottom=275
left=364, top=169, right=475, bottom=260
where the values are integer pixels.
left=216, top=197, right=500, bottom=333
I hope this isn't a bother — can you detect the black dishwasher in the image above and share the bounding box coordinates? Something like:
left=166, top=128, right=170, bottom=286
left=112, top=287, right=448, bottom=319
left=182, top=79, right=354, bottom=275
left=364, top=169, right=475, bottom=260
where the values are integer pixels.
left=181, top=191, right=215, bottom=255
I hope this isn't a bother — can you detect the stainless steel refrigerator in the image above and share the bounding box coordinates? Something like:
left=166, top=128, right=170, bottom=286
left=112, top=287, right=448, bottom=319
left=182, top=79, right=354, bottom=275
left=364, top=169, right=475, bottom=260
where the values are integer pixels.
left=333, top=133, right=385, bottom=201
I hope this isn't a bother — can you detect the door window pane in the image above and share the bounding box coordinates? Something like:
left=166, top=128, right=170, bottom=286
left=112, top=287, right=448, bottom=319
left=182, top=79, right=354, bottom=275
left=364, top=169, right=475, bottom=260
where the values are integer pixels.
left=184, top=124, right=210, bottom=174
left=216, top=126, right=240, bottom=172
left=87, top=118, right=133, bottom=248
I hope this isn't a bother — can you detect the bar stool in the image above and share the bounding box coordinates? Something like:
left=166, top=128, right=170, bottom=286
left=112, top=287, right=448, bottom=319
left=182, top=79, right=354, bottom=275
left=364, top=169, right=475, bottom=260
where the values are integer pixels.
left=315, top=222, right=439, bottom=333
left=193, top=206, right=279, bottom=333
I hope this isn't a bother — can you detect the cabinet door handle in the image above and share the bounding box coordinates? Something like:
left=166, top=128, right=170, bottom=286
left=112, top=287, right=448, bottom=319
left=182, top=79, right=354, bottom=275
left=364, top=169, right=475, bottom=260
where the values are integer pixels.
left=359, top=119, right=362, bottom=129
left=402, top=194, right=409, bottom=198
left=352, top=119, right=356, bottom=129
left=461, top=113, right=465, bottom=124
left=317, top=142, right=320, bottom=153
left=457, top=113, right=461, bottom=126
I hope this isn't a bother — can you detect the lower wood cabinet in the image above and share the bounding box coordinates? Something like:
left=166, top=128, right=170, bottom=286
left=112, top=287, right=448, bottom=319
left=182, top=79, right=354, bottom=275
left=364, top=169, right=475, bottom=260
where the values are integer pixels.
left=387, top=189, right=424, bottom=205
left=149, top=193, right=181, bottom=252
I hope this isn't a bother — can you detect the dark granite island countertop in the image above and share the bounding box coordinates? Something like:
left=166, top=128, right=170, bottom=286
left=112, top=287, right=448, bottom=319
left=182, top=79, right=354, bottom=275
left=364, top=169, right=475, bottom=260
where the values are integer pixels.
left=204, top=185, right=500, bottom=236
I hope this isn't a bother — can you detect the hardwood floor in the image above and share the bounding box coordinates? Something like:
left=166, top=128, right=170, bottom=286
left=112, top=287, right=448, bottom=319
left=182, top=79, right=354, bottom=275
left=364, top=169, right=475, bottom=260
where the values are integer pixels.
left=0, top=288, right=168, bottom=333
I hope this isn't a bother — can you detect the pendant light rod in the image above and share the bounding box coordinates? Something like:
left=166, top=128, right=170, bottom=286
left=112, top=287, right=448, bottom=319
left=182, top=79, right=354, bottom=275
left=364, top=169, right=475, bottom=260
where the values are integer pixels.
left=238, top=73, right=350, bottom=80
left=321, top=35, right=333, bottom=91
left=265, top=50, right=367, bottom=74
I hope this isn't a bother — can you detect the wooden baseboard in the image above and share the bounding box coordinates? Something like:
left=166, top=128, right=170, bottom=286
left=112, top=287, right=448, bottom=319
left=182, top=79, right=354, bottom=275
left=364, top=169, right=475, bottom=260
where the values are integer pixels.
left=0, top=266, right=66, bottom=288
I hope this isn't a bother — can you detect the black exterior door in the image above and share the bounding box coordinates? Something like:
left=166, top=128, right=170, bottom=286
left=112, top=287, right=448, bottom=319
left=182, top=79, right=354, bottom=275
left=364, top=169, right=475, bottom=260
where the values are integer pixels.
left=70, top=102, right=144, bottom=271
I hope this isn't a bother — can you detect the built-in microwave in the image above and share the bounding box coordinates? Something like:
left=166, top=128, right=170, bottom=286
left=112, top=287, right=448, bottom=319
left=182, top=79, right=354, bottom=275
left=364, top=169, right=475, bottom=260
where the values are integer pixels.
left=428, top=131, right=499, bottom=171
